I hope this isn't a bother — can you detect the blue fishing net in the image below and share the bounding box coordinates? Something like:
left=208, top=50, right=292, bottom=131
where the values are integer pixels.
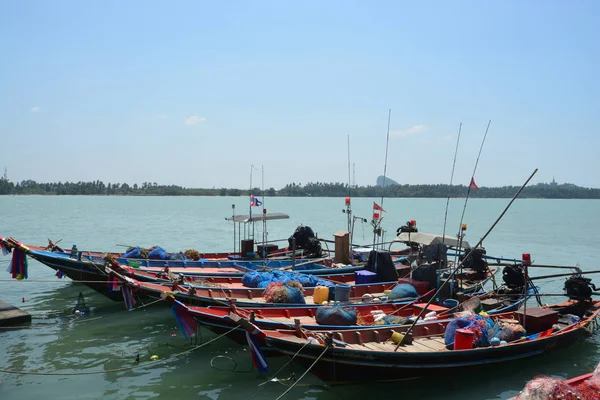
left=148, top=247, right=168, bottom=260
left=488, top=322, right=526, bottom=342
left=315, top=305, right=358, bottom=326
left=168, top=252, right=186, bottom=261
left=444, top=315, right=496, bottom=347
left=383, top=315, right=407, bottom=325
left=388, top=283, right=419, bottom=300
left=124, top=247, right=141, bottom=259
left=241, top=270, right=335, bottom=289
left=263, top=282, right=306, bottom=304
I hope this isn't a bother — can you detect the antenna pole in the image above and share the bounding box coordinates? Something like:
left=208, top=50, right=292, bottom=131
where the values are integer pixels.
left=442, top=123, right=462, bottom=295
left=347, top=135, right=352, bottom=236
left=262, top=165, right=266, bottom=260
left=373, top=109, right=392, bottom=250
left=380, top=109, right=392, bottom=213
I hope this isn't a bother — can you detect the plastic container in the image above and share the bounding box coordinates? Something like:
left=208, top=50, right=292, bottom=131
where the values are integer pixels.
left=313, top=286, right=330, bottom=305
left=443, top=299, right=459, bottom=310
left=334, top=284, right=351, bottom=302
left=391, top=331, right=405, bottom=344
left=454, top=328, right=475, bottom=350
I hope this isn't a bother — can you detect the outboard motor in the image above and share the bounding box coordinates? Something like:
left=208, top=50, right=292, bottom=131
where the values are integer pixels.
left=397, top=221, right=418, bottom=234
left=502, top=264, right=526, bottom=289
left=288, top=225, right=323, bottom=258
left=564, top=275, right=598, bottom=301
left=459, top=247, right=487, bottom=273
left=422, top=243, right=448, bottom=268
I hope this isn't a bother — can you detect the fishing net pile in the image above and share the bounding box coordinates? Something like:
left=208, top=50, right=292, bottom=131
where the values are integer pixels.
left=242, top=270, right=335, bottom=289
left=444, top=314, right=497, bottom=347
left=516, top=377, right=584, bottom=400
left=123, top=246, right=198, bottom=261
left=516, top=362, right=600, bottom=400
left=355, top=310, right=410, bottom=327
left=488, top=320, right=527, bottom=343
left=184, top=249, right=201, bottom=261
left=578, top=362, right=600, bottom=399
left=315, top=305, right=358, bottom=326
left=263, top=281, right=306, bottom=304
left=388, top=283, right=419, bottom=300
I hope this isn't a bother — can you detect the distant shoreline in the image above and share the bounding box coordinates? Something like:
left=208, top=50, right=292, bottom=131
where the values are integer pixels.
left=1, top=179, right=599, bottom=199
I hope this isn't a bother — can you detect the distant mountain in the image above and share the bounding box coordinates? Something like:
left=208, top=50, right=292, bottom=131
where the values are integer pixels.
left=376, top=176, right=399, bottom=187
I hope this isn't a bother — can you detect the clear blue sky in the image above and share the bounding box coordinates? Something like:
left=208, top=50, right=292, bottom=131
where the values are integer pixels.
left=1, top=1, right=598, bottom=189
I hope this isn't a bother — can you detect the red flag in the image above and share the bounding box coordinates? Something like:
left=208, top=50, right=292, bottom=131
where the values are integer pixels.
left=373, top=202, right=386, bottom=212
left=469, top=177, right=479, bottom=190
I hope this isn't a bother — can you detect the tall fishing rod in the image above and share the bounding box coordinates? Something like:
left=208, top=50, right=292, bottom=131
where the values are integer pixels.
left=441, top=123, right=462, bottom=243
left=441, top=123, right=462, bottom=295
left=455, top=120, right=492, bottom=286
left=396, top=168, right=538, bottom=349
left=372, top=109, right=392, bottom=250
left=456, top=120, right=491, bottom=249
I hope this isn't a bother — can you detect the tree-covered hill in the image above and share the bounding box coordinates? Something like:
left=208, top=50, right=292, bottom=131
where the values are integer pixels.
left=1, top=178, right=598, bottom=199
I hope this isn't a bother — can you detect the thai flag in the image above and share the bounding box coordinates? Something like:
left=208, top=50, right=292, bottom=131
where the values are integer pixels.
left=56, top=270, right=66, bottom=279
left=250, top=194, right=262, bottom=207
left=245, top=331, right=268, bottom=373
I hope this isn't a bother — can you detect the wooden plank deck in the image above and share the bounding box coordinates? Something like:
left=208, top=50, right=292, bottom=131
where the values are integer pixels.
left=0, top=298, right=31, bottom=327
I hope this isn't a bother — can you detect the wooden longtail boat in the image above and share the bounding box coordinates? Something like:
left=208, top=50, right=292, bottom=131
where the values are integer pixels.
left=0, top=236, right=343, bottom=273
left=261, top=300, right=600, bottom=383
left=0, top=236, right=496, bottom=305
left=566, top=372, right=597, bottom=388
left=132, top=279, right=402, bottom=307
left=165, top=286, right=535, bottom=345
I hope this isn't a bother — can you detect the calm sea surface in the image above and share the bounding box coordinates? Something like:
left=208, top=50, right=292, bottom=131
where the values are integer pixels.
left=1, top=196, right=599, bottom=400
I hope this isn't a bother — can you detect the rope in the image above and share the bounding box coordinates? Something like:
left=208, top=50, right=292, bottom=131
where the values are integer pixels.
left=275, top=345, right=328, bottom=400
left=209, top=355, right=252, bottom=373
left=0, top=325, right=237, bottom=376
left=258, top=341, right=310, bottom=387
left=129, top=297, right=164, bottom=311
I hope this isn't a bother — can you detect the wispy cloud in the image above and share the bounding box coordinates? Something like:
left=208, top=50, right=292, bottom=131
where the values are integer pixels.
left=156, top=114, right=168, bottom=120
left=30, top=106, right=41, bottom=113
left=185, top=115, right=206, bottom=126
left=391, top=125, right=429, bottom=137
left=441, top=134, right=453, bottom=142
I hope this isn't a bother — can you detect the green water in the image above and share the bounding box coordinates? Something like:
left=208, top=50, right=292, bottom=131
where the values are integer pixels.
left=1, top=196, right=599, bottom=400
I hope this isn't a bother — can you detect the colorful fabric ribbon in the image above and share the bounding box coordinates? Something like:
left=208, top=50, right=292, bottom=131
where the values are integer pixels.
left=121, top=285, right=136, bottom=310
left=246, top=330, right=269, bottom=373
left=6, top=247, right=28, bottom=280
left=170, top=300, right=199, bottom=340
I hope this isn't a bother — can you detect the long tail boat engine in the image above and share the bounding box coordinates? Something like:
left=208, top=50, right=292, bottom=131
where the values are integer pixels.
left=396, top=220, right=418, bottom=234
left=288, top=225, right=323, bottom=258
left=502, top=264, right=526, bottom=289
left=563, top=275, right=598, bottom=301
left=459, top=247, right=487, bottom=273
